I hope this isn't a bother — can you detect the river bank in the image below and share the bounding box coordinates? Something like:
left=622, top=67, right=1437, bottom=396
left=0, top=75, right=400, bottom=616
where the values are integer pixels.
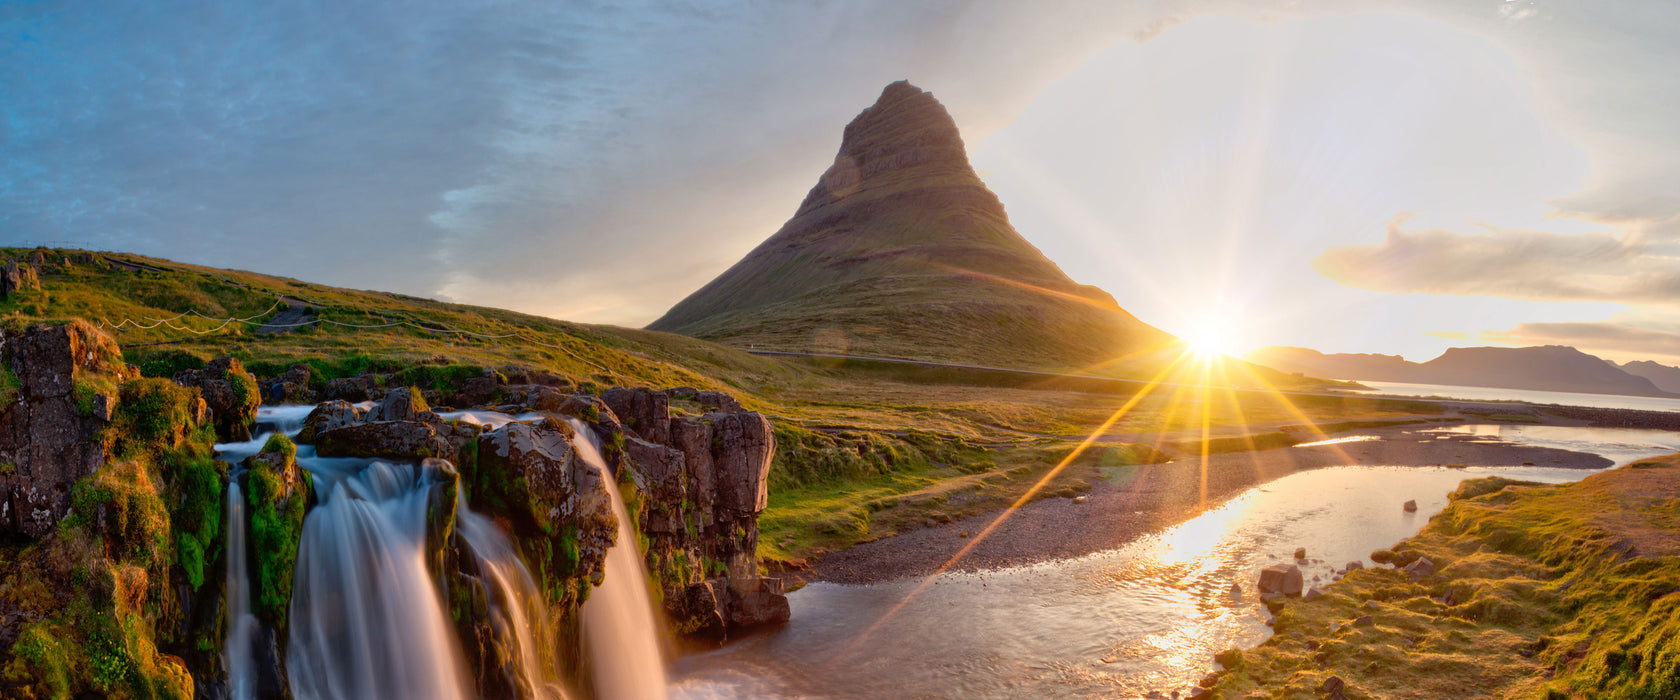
left=812, top=420, right=1616, bottom=584
left=1207, top=454, right=1680, bottom=699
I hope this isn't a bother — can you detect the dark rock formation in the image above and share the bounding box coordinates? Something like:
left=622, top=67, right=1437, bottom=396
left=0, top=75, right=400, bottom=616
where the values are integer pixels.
left=0, top=260, right=40, bottom=298
left=320, top=375, right=375, bottom=403
left=0, top=321, right=128, bottom=538
left=262, top=364, right=316, bottom=404
left=1258, top=564, right=1304, bottom=597
left=468, top=417, right=617, bottom=586
left=603, top=386, right=671, bottom=445
left=174, top=357, right=261, bottom=442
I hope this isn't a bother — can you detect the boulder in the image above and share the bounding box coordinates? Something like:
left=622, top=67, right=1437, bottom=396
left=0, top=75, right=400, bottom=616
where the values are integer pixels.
left=669, top=580, right=727, bottom=639
left=1353, top=614, right=1374, bottom=627
left=370, top=386, right=439, bottom=424
left=455, top=370, right=501, bottom=408
left=1403, top=499, right=1418, bottom=512
left=1257, top=564, right=1304, bottom=597
left=696, top=390, right=744, bottom=414
left=1304, top=586, right=1323, bottom=602
left=315, top=421, right=452, bottom=461
left=501, top=384, right=569, bottom=412
left=709, top=411, right=775, bottom=518
left=0, top=260, right=40, bottom=298
left=174, top=357, right=260, bottom=442
left=718, top=576, right=791, bottom=629
left=263, top=364, right=316, bottom=404
left=1293, top=547, right=1307, bottom=560
left=320, top=375, right=376, bottom=403
left=1344, top=561, right=1364, bottom=573
left=295, top=400, right=367, bottom=444
left=602, top=386, right=671, bottom=445
left=1404, top=557, right=1435, bottom=579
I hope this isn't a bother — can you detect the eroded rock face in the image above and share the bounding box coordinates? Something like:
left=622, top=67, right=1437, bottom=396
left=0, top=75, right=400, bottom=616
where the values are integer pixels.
left=624, top=436, right=685, bottom=533
left=174, top=357, right=261, bottom=442
left=471, top=417, right=617, bottom=585
left=0, top=322, right=127, bottom=538
left=709, top=411, right=775, bottom=518
left=0, top=260, right=40, bottom=298
left=602, top=387, right=671, bottom=445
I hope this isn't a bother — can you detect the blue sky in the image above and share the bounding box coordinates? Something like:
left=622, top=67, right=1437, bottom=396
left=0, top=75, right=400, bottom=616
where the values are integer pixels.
left=5, top=1, right=1680, bottom=362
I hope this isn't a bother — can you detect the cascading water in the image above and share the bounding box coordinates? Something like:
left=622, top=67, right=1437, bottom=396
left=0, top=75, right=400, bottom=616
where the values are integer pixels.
left=286, top=460, right=473, bottom=700
left=571, top=419, right=670, bottom=700
left=219, top=407, right=672, bottom=699
left=222, top=480, right=259, bottom=700
left=456, top=491, right=569, bottom=699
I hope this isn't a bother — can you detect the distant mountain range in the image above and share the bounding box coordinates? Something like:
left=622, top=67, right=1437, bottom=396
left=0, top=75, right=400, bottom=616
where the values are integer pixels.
left=1245, top=345, right=1680, bottom=398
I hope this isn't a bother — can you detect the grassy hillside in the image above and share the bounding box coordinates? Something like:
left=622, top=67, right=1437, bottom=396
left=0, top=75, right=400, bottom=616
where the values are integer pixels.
left=0, top=246, right=1442, bottom=564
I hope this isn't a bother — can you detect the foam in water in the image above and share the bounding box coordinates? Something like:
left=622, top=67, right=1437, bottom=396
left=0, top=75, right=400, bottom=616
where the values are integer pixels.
left=572, top=418, right=670, bottom=700
left=286, top=461, right=473, bottom=700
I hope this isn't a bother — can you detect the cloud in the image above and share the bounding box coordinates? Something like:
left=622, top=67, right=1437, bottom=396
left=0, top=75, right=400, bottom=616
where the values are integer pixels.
left=1313, top=213, right=1680, bottom=305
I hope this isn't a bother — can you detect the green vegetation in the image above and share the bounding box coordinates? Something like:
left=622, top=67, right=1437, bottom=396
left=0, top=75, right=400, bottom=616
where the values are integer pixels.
left=110, top=379, right=199, bottom=455
left=1210, top=460, right=1680, bottom=699
left=244, top=447, right=309, bottom=630
left=129, top=348, right=206, bottom=379
left=0, top=366, right=19, bottom=411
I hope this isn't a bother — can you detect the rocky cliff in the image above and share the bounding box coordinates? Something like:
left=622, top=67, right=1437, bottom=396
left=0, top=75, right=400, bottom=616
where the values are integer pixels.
left=650, top=80, right=1175, bottom=373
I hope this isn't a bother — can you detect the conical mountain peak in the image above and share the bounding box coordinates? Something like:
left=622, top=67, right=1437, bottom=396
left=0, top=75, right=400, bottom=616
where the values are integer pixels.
left=650, top=81, right=1173, bottom=373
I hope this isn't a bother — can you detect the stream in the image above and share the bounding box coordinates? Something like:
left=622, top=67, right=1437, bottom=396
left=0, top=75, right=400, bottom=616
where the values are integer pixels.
left=670, top=426, right=1680, bottom=699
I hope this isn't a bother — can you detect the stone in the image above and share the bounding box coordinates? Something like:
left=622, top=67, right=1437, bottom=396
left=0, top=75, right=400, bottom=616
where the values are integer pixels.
left=92, top=393, right=117, bottom=422
left=1214, top=648, right=1243, bottom=669
left=1294, top=547, right=1307, bottom=560
left=0, top=322, right=126, bottom=538
left=174, top=356, right=261, bottom=442
left=1404, top=557, right=1436, bottom=579
left=720, top=576, right=791, bottom=629
left=295, top=400, right=368, bottom=444
left=669, top=580, right=728, bottom=639
left=695, top=390, right=744, bottom=414
left=315, top=421, right=452, bottom=461
left=263, top=364, right=316, bottom=404
left=625, top=436, right=686, bottom=533
left=1320, top=676, right=1346, bottom=696
left=1345, top=560, right=1364, bottom=572
left=370, top=386, right=439, bottom=424
left=475, top=418, right=615, bottom=549
left=455, top=371, right=501, bottom=408
left=1353, top=615, right=1374, bottom=627
left=1403, top=499, right=1418, bottom=512
left=710, top=411, right=775, bottom=518
left=0, top=261, right=40, bottom=298
left=320, top=375, right=375, bottom=403
left=602, top=386, right=671, bottom=445
left=669, top=416, right=715, bottom=523
left=1304, top=586, right=1323, bottom=602
left=1187, top=688, right=1212, bottom=700
left=1257, top=564, right=1304, bottom=597
left=502, top=384, right=568, bottom=411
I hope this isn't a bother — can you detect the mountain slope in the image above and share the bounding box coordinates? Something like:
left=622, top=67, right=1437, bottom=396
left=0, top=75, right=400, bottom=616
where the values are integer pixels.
left=649, top=81, right=1176, bottom=375
left=1246, top=344, right=1675, bottom=398
left=1620, top=359, right=1680, bottom=394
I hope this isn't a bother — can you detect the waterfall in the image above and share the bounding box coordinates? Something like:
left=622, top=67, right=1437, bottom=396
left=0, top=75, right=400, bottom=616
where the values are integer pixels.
left=456, top=491, right=570, bottom=699
left=223, top=481, right=259, bottom=700
left=572, top=419, right=670, bottom=700
left=285, top=461, right=473, bottom=700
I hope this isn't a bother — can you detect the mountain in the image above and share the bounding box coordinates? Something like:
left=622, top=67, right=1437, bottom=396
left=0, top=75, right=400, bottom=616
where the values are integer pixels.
left=1619, top=360, right=1680, bottom=394
left=1245, top=345, right=1675, bottom=398
left=649, top=81, right=1177, bottom=375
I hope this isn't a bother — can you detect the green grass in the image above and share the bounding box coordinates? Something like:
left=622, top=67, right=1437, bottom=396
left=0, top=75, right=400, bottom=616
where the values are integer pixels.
left=1210, top=459, right=1680, bottom=699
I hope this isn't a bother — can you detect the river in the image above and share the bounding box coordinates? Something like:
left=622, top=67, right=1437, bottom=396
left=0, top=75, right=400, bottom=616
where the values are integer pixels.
left=669, top=426, right=1680, bottom=699
left=1350, top=380, right=1680, bottom=413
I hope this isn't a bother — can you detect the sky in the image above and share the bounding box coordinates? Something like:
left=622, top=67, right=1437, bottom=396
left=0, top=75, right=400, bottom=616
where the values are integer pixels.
left=5, top=0, right=1680, bottom=363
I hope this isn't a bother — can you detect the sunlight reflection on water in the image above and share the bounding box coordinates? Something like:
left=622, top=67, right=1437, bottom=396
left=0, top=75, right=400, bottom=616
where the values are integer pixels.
left=670, top=428, right=1680, bottom=700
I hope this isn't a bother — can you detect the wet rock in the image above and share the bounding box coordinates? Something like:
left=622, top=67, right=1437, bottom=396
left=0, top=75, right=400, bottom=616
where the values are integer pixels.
left=471, top=417, right=616, bottom=583
left=1403, top=499, right=1418, bottom=512
left=721, top=575, right=791, bottom=629
left=317, top=420, right=452, bottom=461
left=174, top=356, right=261, bottom=442
left=669, top=580, right=727, bottom=639
left=295, top=400, right=367, bottom=444
left=1258, top=564, right=1304, bottom=597
left=602, top=386, right=671, bottom=445
left=370, top=386, right=439, bottom=424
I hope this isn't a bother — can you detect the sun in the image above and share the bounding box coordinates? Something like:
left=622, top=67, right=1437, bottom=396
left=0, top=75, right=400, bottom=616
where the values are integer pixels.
left=1183, top=320, right=1239, bottom=359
